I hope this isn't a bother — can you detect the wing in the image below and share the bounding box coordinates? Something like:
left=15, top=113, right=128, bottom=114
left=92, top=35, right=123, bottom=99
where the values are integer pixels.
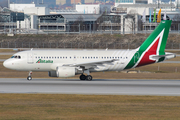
left=62, top=59, right=117, bottom=69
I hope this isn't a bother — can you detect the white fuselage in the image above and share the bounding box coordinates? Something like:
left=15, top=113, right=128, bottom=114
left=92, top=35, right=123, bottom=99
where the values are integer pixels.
left=3, top=49, right=137, bottom=72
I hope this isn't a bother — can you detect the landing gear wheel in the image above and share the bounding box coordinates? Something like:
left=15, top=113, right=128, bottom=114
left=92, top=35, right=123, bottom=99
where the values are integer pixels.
left=86, top=75, right=92, bottom=81
left=27, top=76, right=32, bottom=81
left=80, top=74, right=86, bottom=80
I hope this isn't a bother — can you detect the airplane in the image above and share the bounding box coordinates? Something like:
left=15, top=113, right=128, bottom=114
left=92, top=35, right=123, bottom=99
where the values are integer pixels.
left=3, top=20, right=176, bottom=81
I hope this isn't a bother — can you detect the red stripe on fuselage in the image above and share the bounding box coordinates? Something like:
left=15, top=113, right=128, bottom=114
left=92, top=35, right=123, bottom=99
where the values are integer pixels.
left=137, top=37, right=160, bottom=67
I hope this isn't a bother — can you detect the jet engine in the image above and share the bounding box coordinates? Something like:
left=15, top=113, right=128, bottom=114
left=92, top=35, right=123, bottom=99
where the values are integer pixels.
left=49, top=67, right=83, bottom=78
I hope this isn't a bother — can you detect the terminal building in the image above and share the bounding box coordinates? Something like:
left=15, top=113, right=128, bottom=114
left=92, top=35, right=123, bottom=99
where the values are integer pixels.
left=38, top=14, right=101, bottom=32
left=1, top=1, right=180, bottom=34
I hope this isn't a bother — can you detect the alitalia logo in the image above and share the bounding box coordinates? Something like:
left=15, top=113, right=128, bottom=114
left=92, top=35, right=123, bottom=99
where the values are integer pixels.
left=36, top=59, right=53, bottom=63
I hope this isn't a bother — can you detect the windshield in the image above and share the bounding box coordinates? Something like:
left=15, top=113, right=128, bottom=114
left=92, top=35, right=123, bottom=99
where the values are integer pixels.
left=11, top=55, right=21, bottom=59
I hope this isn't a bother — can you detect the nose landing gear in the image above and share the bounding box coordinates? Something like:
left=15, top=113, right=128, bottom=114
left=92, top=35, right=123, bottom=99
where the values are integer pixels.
left=27, top=71, right=32, bottom=81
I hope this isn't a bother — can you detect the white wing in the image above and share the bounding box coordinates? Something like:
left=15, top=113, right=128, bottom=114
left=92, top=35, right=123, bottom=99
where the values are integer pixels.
left=62, top=59, right=117, bottom=69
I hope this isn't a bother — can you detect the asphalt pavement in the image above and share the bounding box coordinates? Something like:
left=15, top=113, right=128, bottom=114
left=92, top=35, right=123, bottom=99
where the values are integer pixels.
left=0, top=78, right=180, bottom=96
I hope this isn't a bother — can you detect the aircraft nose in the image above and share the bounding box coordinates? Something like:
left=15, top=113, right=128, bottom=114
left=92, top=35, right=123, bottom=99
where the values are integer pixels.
left=3, top=60, right=11, bottom=69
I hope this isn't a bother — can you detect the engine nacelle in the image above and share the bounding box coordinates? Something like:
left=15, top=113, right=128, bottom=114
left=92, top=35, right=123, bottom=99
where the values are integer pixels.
left=56, top=66, right=75, bottom=77
left=49, top=67, right=83, bottom=78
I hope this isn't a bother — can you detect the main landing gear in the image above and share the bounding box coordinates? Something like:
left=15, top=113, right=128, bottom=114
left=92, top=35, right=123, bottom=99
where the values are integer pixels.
left=27, top=71, right=32, bottom=81
left=79, top=74, right=93, bottom=81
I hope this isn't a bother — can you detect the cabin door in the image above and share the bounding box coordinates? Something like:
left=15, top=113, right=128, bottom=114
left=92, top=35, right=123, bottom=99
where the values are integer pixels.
left=27, top=52, right=34, bottom=64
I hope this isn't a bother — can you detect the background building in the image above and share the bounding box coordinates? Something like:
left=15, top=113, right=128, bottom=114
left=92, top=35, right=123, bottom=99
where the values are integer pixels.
left=10, top=3, right=35, bottom=12
left=76, top=4, right=111, bottom=14
left=56, top=0, right=68, bottom=5
left=71, top=0, right=84, bottom=4
left=84, top=0, right=95, bottom=3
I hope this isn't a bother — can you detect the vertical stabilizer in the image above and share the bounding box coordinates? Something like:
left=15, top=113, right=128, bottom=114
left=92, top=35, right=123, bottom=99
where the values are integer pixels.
left=138, top=20, right=171, bottom=55
left=125, top=20, right=172, bottom=69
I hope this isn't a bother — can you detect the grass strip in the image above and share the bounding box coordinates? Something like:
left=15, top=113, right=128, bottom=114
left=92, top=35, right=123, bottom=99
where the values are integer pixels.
left=0, top=55, right=12, bottom=59
left=0, top=94, right=180, bottom=120
left=0, top=49, right=14, bottom=52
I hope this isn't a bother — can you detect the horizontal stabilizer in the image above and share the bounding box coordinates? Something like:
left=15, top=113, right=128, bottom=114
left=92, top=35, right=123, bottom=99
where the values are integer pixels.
left=150, top=53, right=176, bottom=61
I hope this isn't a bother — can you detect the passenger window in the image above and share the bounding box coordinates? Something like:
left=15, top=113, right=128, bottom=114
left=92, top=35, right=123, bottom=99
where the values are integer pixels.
left=70, top=57, right=71, bottom=59
left=52, top=57, right=54, bottom=59
left=49, top=57, right=51, bottom=59
left=102, top=57, right=103, bottom=59
left=41, top=57, right=43, bottom=58
left=107, top=57, right=109, bottom=59
left=38, top=57, right=40, bottom=58
left=18, top=56, right=21, bottom=59
left=96, top=57, right=98, bottom=59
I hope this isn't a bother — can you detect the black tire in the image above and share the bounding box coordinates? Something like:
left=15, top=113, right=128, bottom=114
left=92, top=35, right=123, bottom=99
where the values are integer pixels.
left=86, top=75, right=92, bottom=81
left=80, top=75, right=86, bottom=80
left=27, top=76, right=32, bottom=81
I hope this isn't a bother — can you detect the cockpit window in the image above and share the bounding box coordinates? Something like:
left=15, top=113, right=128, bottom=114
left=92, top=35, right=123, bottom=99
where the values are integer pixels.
left=11, top=55, right=21, bottom=59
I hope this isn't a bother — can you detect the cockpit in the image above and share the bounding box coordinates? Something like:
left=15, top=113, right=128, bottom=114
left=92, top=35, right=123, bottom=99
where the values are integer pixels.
left=11, top=55, right=21, bottom=59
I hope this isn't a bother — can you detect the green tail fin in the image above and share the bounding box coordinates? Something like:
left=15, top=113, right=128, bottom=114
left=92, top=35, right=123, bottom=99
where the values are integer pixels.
left=138, top=20, right=171, bottom=55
